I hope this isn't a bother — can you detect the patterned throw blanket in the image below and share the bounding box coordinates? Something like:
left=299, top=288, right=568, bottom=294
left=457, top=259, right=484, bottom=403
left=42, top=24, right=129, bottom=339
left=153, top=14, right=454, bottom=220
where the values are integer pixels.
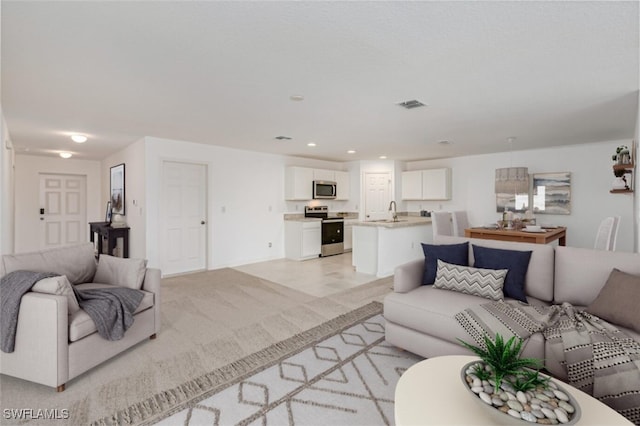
left=456, top=301, right=640, bottom=424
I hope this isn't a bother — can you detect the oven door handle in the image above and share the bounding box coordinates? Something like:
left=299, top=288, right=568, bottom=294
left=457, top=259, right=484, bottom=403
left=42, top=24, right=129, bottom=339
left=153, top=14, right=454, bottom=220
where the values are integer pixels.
left=323, top=219, right=344, bottom=224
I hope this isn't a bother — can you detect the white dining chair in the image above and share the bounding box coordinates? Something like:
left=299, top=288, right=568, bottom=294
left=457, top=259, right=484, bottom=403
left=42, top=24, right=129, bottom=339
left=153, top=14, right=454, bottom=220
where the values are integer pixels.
left=431, top=211, right=453, bottom=240
left=609, top=216, right=621, bottom=251
left=594, top=217, right=616, bottom=251
left=451, top=211, right=469, bottom=237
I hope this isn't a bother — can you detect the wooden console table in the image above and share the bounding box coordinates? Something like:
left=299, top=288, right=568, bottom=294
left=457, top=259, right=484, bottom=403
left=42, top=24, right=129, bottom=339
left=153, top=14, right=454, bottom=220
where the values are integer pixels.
left=89, top=222, right=130, bottom=258
left=465, top=226, right=566, bottom=246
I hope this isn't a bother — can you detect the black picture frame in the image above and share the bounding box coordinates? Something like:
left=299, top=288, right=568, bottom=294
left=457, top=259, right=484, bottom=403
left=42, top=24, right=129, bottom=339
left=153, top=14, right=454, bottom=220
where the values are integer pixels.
left=105, top=201, right=112, bottom=223
left=110, top=163, right=125, bottom=215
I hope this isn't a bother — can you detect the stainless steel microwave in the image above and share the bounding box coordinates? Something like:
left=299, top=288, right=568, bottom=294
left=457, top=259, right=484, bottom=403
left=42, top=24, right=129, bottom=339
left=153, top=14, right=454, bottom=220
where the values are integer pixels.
left=313, top=180, right=337, bottom=199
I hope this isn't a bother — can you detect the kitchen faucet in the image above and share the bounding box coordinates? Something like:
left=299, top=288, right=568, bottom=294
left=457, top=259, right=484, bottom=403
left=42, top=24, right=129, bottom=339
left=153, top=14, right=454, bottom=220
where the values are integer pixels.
left=388, top=200, right=397, bottom=222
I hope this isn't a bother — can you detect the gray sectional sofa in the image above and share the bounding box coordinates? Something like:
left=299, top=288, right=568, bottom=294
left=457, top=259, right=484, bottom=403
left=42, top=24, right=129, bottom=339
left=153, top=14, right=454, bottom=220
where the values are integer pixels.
left=0, top=243, right=161, bottom=391
left=384, top=235, right=640, bottom=380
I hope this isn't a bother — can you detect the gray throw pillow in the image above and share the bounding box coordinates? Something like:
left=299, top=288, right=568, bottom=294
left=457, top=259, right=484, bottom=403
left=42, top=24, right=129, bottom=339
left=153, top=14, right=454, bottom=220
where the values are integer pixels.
left=32, top=275, right=81, bottom=315
left=433, top=259, right=507, bottom=301
left=586, top=268, right=640, bottom=333
left=93, top=255, right=147, bottom=290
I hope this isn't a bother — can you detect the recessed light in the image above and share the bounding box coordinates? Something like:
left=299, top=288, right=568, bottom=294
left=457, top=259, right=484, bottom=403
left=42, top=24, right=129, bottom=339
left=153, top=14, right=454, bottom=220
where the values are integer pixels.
left=59, top=152, right=72, bottom=159
left=347, top=150, right=356, bottom=154
left=290, top=95, right=304, bottom=101
left=379, top=155, right=387, bottom=159
left=307, top=142, right=316, bottom=147
left=71, top=134, right=87, bottom=143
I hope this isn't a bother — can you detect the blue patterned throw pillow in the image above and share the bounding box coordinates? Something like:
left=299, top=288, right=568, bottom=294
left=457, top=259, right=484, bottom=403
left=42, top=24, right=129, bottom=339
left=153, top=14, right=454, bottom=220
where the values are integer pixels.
left=421, top=242, right=469, bottom=285
left=433, top=260, right=507, bottom=301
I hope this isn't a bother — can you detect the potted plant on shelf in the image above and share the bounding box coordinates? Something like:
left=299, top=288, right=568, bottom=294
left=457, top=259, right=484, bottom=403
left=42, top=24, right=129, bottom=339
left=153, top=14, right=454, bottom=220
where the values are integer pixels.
left=612, top=145, right=631, bottom=165
left=459, top=333, right=580, bottom=424
left=612, top=168, right=630, bottom=190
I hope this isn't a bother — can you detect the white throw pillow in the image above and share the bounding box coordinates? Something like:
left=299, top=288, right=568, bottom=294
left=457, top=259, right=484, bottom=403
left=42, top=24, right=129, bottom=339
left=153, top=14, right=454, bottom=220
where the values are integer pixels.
left=32, top=275, right=81, bottom=315
left=93, top=255, right=147, bottom=290
left=433, top=259, right=507, bottom=301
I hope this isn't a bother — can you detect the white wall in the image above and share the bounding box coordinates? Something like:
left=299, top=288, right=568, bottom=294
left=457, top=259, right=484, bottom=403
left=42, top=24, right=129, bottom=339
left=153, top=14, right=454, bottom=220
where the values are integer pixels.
left=101, top=138, right=146, bottom=259
left=0, top=110, right=15, bottom=255
left=634, top=91, right=639, bottom=252
left=405, top=140, right=636, bottom=252
left=14, top=155, right=102, bottom=253
left=144, top=137, right=348, bottom=272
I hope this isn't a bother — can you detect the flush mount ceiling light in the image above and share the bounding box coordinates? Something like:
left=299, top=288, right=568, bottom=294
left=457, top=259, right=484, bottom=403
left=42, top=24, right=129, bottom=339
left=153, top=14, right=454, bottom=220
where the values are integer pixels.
left=347, top=150, right=356, bottom=154
left=289, top=95, right=304, bottom=101
left=71, top=134, right=87, bottom=143
left=379, top=155, right=387, bottom=159
left=59, top=152, right=72, bottom=159
left=396, top=99, right=426, bottom=109
left=307, top=142, right=316, bottom=147
left=275, top=136, right=292, bottom=140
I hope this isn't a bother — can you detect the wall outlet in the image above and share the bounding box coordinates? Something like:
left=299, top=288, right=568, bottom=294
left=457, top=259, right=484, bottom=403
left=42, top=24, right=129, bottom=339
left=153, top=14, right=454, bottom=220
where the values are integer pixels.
left=268, top=242, right=272, bottom=248
left=221, top=206, right=226, bottom=213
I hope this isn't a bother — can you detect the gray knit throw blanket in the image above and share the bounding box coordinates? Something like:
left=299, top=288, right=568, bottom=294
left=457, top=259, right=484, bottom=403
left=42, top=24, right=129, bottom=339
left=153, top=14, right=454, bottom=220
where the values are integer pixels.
left=456, top=301, right=640, bottom=424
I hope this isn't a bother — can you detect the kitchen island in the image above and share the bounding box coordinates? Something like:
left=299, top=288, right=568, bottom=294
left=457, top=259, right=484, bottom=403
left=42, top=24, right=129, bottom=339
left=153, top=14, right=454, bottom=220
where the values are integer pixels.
left=352, top=216, right=432, bottom=277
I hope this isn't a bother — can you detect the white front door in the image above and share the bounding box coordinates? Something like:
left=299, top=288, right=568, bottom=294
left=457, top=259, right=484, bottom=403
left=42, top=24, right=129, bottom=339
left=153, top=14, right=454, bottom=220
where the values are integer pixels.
left=39, top=174, right=87, bottom=249
left=364, top=172, right=391, bottom=221
left=161, top=161, right=207, bottom=276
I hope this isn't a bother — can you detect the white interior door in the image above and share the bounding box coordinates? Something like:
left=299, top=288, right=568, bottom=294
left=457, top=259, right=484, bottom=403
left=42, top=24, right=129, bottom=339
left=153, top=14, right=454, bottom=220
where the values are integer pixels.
left=161, top=161, right=207, bottom=276
left=364, top=172, right=391, bottom=221
left=39, top=174, right=87, bottom=249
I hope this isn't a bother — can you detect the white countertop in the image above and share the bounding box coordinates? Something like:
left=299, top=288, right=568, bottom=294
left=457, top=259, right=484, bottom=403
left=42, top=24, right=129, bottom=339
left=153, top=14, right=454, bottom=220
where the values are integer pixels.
left=353, top=216, right=432, bottom=228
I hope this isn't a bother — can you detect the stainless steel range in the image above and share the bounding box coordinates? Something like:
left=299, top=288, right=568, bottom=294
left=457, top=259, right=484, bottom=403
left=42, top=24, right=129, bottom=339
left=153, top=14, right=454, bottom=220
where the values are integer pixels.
left=304, top=206, right=344, bottom=257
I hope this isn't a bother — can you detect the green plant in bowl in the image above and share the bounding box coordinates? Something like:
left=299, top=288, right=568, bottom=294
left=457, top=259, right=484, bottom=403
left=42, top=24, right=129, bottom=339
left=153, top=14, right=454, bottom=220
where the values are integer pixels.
left=458, top=333, right=542, bottom=393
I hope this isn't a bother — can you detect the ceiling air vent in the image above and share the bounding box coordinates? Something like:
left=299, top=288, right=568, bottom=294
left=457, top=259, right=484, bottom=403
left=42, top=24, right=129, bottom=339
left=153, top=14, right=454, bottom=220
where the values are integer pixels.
left=396, top=99, right=426, bottom=109
left=275, top=136, right=292, bottom=140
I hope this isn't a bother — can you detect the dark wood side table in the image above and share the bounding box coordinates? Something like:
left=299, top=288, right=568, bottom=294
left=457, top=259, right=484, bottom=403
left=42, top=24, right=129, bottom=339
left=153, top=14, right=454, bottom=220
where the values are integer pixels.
left=89, top=222, right=130, bottom=258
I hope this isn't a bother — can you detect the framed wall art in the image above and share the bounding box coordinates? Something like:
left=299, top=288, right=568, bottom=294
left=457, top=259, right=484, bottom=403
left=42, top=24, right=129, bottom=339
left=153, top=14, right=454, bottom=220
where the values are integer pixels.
left=105, top=201, right=112, bottom=223
left=532, top=172, right=571, bottom=215
left=110, top=163, right=125, bottom=215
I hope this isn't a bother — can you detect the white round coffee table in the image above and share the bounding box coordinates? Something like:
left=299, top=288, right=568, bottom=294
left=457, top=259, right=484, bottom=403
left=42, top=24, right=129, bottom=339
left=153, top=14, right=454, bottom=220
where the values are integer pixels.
left=395, top=355, right=633, bottom=425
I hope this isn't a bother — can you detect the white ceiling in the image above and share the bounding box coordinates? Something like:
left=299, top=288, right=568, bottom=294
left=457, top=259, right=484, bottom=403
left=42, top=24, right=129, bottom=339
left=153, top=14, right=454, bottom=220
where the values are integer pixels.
left=2, top=1, right=638, bottom=162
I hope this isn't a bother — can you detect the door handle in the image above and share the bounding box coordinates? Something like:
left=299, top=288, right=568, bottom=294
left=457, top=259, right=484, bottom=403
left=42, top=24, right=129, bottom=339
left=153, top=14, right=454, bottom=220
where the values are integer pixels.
left=201, top=221, right=206, bottom=225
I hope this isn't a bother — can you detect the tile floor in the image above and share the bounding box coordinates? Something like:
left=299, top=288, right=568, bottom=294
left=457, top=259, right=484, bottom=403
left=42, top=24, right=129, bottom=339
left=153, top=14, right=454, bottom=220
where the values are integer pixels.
left=233, top=252, right=380, bottom=297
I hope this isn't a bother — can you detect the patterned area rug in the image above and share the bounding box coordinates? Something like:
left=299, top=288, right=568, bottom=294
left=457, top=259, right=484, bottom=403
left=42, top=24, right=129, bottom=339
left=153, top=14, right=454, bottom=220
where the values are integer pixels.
left=98, top=302, right=421, bottom=425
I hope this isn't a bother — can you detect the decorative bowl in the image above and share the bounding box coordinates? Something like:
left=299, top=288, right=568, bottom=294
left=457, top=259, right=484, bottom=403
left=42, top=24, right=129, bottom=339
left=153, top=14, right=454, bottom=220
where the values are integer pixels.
left=461, top=360, right=581, bottom=425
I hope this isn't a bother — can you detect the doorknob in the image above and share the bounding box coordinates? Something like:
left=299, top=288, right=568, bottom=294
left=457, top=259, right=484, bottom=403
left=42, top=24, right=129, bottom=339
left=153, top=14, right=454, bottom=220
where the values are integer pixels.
left=201, top=220, right=206, bottom=225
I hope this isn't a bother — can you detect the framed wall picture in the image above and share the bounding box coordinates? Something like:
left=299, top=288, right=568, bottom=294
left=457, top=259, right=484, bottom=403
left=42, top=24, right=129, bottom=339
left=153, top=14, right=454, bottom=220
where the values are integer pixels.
left=532, top=172, right=571, bottom=215
left=110, top=163, right=125, bottom=215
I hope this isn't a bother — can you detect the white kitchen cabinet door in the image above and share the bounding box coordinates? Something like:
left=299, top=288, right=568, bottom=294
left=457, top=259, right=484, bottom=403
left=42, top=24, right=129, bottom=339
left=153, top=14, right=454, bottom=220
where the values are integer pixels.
left=301, top=225, right=322, bottom=258
left=313, top=169, right=335, bottom=182
left=285, top=167, right=313, bottom=200
left=335, top=171, right=350, bottom=200
left=285, top=220, right=321, bottom=260
left=422, top=168, right=451, bottom=200
left=401, top=171, right=423, bottom=200
left=343, top=219, right=356, bottom=251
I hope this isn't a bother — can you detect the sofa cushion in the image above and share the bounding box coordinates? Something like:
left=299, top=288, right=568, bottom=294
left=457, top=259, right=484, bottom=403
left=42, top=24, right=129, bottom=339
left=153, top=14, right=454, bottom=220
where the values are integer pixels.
left=472, top=244, right=532, bottom=303
left=1, top=243, right=96, bottom=285
left=383, top=286, right=547, bottom=359
left=421, top=242, right=469, bottom=285
left=31, top=275, right=81, bottom=315
left=554, top=246, right=640, bottom=306
left=586, top=269, right=640, bottom=333
left=93, top=255, right=147, bottom=290
left=433, top=260, right=506, bottom=301
left=69, top=283, right=154, bottom=342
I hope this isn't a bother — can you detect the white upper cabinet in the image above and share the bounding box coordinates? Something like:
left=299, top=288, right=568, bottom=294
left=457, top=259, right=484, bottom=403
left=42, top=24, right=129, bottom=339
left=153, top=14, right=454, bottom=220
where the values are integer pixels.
left=401, top=168, right=451, bottom=200
left=285, top=167, right=313, bottom=200
left=422, top=168, right=451, bottom=200
left=313, top=169, right=335, bottom=181
left=401, top=171, right=423, bottom=200
left=335, top=171, right=350, bottom=200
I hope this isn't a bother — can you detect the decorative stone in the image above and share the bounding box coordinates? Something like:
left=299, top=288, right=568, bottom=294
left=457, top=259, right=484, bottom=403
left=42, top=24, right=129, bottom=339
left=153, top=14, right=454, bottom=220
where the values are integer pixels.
left=531, top=398, right=542, bottom=406
left=535, top=393, right=551, bottom=402
left=548, top=381, right=558, bottom=390
left=507, top=409, right=521, bottom=419
left=559, top=400, right=575, bottom=414
left=502, top=382, right=516, bottom=393
left=492, top=397, right=505, bottom=407
left=507, top=400, right=524, bottom=411
left=537, top=419, right=552, bottom=425
left=543, top=390, right=555, bottom=398
left=554, top=408, right=569, bottom=423
left=553, top=390, right=570, bottom=401
left=471, top=386, right=484, bottom=394
left=531, top=403, right=541, bottom=411
left=479, top=392, right=492, bottom=405
left=521, top=411, right=538, bottom=423
left=499, top=405, right=510, bottom=413
left=484, top=385, right=494, bottom=394
left=541, top=407, right=557, bottom=419
left=506, top=392, right=517, bottom=401
left=473, top=378, right=482, bottom=387
left=532, top=409, right=545, bottom=419
left=500, top=392, right=510, bottom=402
left=517, top=391, right=529, bottom=404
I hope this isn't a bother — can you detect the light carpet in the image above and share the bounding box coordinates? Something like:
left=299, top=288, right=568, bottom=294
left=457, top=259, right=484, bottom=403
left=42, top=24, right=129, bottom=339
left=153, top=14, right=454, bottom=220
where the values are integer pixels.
left=0, top=268, right=393, bottom=425
left=151, top=307, right=422, bottom=426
